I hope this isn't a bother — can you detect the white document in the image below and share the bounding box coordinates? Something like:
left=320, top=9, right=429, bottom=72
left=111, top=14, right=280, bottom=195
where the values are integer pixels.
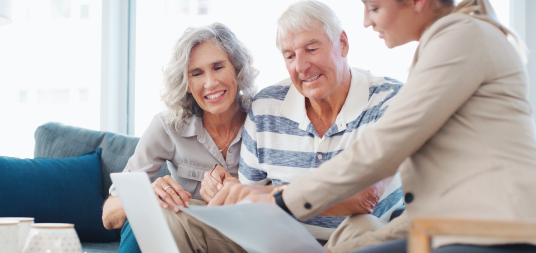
left=180, top=201, right=325, bottom=253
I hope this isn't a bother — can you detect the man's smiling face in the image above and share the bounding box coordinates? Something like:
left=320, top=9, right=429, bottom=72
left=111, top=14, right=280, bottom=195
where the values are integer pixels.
left=280, top=27, right=349, bottom=101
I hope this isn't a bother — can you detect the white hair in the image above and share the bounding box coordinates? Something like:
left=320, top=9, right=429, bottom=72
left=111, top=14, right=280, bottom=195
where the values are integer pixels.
left=161, top=23, right=258, bottom=130
left=276, top=0, right=343, bottom=49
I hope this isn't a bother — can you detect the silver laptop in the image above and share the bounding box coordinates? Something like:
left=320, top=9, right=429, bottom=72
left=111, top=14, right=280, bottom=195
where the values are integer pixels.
left=110, top=172, right=180, bottom=253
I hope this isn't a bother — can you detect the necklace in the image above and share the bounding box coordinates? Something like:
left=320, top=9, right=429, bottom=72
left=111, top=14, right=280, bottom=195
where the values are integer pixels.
left=219, top=125, right=239, bottom=152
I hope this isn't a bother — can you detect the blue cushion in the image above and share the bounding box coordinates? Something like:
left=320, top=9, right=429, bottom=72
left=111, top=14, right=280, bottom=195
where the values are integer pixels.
left=34, top=122, right=171, bottom=200
left=0, top=148, right=119, bottom=242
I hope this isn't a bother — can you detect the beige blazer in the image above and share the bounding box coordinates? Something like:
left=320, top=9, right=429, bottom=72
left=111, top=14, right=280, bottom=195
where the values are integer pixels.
left=284, top=13, right=536, bottom=248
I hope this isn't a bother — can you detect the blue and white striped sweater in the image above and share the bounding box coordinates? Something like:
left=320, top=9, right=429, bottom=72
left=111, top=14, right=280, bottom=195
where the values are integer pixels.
left=239, top=68, right=405, bottom=230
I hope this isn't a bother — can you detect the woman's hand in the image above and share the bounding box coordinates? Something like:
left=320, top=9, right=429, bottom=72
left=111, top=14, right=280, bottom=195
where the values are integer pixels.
left=102, top=196, right=127, bottom=230
left=200, top=165, right=239, bottom=203
left=208, top=182, right=273, bottom=206
left=152, top=175, right=192, bottom=213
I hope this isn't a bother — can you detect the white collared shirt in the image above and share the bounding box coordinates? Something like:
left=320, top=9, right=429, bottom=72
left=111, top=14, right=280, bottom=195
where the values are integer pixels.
left=109, top=113, right=242, bottom=200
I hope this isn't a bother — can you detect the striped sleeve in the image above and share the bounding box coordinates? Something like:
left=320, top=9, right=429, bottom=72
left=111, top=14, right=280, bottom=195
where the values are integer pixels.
left=369, top=78, right=403, bottom=123
left=239, top=108, right=270, bottom=185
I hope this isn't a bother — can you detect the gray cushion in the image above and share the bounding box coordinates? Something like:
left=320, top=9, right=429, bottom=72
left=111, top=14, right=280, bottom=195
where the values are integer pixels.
left=34, top=122, right=170, bottom=199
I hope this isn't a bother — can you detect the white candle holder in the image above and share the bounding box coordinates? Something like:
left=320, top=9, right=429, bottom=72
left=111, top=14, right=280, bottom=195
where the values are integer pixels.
left=0, top=217, right=35, bottom=252
left=22, top=223, right=82, bottom=253
left=0, top=219, right=19, bottom=253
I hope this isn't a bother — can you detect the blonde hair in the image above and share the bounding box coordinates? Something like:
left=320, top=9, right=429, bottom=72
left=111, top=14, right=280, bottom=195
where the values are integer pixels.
left=161, top=23, right=258, bottom=130
left=439, top=0, right=527, bottom=63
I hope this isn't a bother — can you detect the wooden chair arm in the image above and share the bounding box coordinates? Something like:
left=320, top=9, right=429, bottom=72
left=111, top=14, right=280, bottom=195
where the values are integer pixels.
left=409, top=218, right=536, bottom=253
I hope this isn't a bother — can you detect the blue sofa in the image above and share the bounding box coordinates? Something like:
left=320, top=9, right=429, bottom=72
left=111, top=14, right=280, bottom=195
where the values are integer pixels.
left=34, top=122, right=171, bottom=253
left=29, top=122, right=406, bottom=252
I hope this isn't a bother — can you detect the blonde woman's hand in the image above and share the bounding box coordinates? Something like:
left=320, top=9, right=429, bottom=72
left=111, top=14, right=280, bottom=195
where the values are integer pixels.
left=208, top=182, right=273, bottom=206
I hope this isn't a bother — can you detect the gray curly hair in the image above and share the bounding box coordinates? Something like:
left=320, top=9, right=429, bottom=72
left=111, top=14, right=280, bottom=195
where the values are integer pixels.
left=161, top=22, right=258, bottom=130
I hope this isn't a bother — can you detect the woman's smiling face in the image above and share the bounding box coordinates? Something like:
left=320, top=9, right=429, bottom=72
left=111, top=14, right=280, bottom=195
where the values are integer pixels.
left=187, top=42, right=239, bottom=116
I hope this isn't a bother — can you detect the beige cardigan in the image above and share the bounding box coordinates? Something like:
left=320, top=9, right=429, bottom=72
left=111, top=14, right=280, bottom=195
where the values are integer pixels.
left=283, top=13, right=536, bottom=249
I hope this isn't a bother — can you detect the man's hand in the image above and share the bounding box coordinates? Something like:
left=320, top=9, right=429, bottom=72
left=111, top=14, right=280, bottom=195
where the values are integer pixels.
left=200, top=165, right=239, bottom=203
left=320, top=176, right=393, bottom=217
left=152, top=175, right=192, bottom=213
left=208, top=182, right=273, bottom=206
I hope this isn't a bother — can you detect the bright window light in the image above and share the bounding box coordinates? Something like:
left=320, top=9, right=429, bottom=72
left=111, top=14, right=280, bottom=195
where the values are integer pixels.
left=0, top=0, right=102, bottom=158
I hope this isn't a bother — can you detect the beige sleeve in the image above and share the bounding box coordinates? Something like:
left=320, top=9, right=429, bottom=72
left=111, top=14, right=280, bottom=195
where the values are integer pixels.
left=109, top=113, right=175, bottom=196
left=329, top=211, right=409, bottom=253
left=283, top=14, right=489, bottom=220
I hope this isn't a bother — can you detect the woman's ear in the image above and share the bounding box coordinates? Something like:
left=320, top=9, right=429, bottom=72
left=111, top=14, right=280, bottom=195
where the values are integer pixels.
left=414, top=0, right=429, bottom=13
left=187, top=83, right=192, bottom=93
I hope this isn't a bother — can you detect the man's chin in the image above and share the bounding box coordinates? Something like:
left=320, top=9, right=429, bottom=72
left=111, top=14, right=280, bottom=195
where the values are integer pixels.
left=304, top=90, right=329, bottom=102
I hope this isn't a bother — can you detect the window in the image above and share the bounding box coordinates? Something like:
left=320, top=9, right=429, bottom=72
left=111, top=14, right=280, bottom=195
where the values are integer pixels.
left=0, top=0, right=529, bottom=159
left=0, top=0, right=102, bottom=158
left=133, top=0, right=420, bottom=136
left=133, top=0, right=512, bottom=136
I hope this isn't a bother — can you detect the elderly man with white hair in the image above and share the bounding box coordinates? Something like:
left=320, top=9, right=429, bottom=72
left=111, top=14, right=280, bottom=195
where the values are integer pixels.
left=196, top=1, right=405, bottom=252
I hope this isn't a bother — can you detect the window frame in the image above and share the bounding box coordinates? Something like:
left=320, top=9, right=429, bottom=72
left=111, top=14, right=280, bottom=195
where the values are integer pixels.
left=511, top=0, right=536, bottom=131
left=100, top=0, right=136, bottom=135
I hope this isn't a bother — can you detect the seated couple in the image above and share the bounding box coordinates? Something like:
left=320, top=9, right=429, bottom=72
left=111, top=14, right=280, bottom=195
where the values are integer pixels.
left=102, top=1, right=404, bottom=253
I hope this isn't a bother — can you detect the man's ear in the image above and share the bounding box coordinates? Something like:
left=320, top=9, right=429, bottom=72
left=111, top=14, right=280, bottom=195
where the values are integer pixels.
left=339, top=30, right=349, bottom=57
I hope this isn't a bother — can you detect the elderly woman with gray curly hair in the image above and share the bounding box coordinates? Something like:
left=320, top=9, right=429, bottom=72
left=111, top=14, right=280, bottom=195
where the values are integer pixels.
left=101, top=22, right=257, bottom=253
